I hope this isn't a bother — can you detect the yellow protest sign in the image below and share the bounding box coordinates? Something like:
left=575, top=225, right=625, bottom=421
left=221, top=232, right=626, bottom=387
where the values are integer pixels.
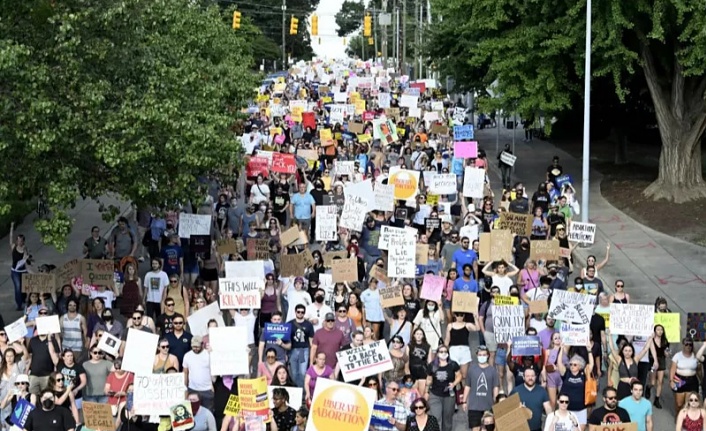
left=495, top=295, right=519, bottom=306
left=224, top=395, right=241, bottom=417
left=357, top=134, right=371, bottom=143
left=308, top=379, right=376, bottom=431
left=389, top=168, right=420, bottom=200
left=320, top=129, right=332, bottom=141
left=427, top=194, right=439, bottom=205
left=355, top=99, right=366, bottom=115
left=238, top=377, right=271, bottom=423
left=274, top=83, right=286, bottom=93
left=322, top=96, right=332, bottom=103
left=654, top=313, right=680, bottom=342
left=350, top=92, right=360, bottom=103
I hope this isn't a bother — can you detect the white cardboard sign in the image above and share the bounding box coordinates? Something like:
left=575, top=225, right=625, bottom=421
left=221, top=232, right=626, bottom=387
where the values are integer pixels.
left=178, top=214, right=211, bottom=238
left=335, top=340, right=394, bottom=382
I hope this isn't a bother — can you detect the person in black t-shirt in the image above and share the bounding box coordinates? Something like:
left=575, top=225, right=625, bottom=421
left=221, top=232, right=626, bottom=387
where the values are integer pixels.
left=588, top=386, right=631, bottom=426
left=24, top=389, right=76, bottom=431
left=546, top=156, right=564, bottom=187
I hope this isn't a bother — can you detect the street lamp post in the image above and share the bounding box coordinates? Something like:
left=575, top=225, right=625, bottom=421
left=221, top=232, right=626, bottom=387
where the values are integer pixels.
left=581, top=0, right=591, bottom=223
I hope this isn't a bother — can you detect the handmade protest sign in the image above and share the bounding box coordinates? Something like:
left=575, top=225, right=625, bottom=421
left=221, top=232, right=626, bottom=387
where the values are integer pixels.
left=568, top=222, right=597, bottom=244
left=599, top=425, right=638, bottom=431
left=528, top=300, right=549, bottom=315
left=430, top=124, right=448, bottom=135
left=379, top=284, right=404, bottom=308
left=654, top=313, right=680, bottom=342
left=170, top=402, right=195, bottom=431
left=210, top=326, right=249, bottom=376
left=81, top=259, right=115, bottom=289
left=336, top=340, right=394, bottom=382
left=281, top=253, right=308, bottom=277
left=238, top=377, right=271, bottom=422
left=492, top=393, right=531, bottom=431
left=529, top=240, right=560, bottom=261
left=379, top=226, right=408, bottom=250
left=36, top=315, right=60, bottom=335
left=388, top=233, right=416, bottom=278
left=687, top=313, right=706, bottom=341
left=452, top=291, right=479, bottom=314
left=83, top=402, right=114, bottom=430
left=415, top=244, right=429, bottom=264
left=225, top=260, right=265, bottom=279
left=453, top=125, right=474, bottom=140
left=247, top=238, right=270, bottom=261
left=307, top=379, right=377, bottom=431
left=428, top=174, right=457, bottom=195
left=56, top=258, right=80, bottom=289
left=511, top=336, right=541, bottom=356
left=219, top=278, right=263, bottom=309
left=369, top=265, right=389, bottom=285
left=224, top=395, right=241, bottom=417
left=348, top=122, right=365, bottom=134
left=373, top=183, right=395, bottom=212
left=610, top=304, right=655, bottom=337
left=335, top=160, right=355, bottom=177
left=454, top=141, right=478, bottom=158
left=178, top=214, right=211, bottom=238
left=500, top=151, right=517, bottom=166
left=493, top=305, right=525, bottom=343
left=370, top=404, right=396, bottom=428
left=4, top=317, right=27, bottom=344
left=494, top=295, right=519, bottom=306
left=21, top=273, right=55, bottom=294
left=134, top=373, right=186, bottom=415
left=98, top=332, right=122, bottom=357
left=399, top=94, right=418, bottom=108
left=463, top=167, right=485, bottom=198
left=498, top=212, right=533, bottom=236
left=332, top=258, right=358, bottom=283
left=123, top=329, right=159, bottom=375
left=187, top=301, right=226, bottom=336
left=339, top=194, right=367, bottom=231
left=324, top=250, right=349, bottom=267
left=246, top=157, right=269, bottom=177
left=216, top=238, right=239, bottom=255
left=547, top=291, right=596, bottom=323
left=560, top=322, right=590, bottom=346
left=272, top=153, right=297, bottom=174
left=478, top=230, right=513, bottom=262
left=421, top=274, right=445, bottom=302
left=280, top=226, right=300, bottom=246
left=190, top=235, right=210, bottom=254
left=316, top=206, right=338, bottom=241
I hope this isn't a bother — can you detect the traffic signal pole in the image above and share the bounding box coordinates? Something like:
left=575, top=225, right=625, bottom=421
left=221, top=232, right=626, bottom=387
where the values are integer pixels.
left=281, top=0, right=286, bottom=70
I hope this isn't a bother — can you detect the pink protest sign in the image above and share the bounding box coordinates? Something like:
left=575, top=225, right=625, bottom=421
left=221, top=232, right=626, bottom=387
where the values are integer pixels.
left=454, top=141, right=478, bottom=158
left=421, top=274, right=446, bottom=302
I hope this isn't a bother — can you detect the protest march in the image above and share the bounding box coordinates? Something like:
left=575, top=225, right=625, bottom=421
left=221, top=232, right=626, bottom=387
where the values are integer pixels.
left=5, top=57, right=700, bottom=431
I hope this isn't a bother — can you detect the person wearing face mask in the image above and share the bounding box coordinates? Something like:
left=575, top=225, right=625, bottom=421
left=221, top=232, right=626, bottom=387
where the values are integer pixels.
left=305, top=288, right=333, bottom=332
left=480, top=412, right=495, bottom=431
left=461, top=346, right=500, bottom=431
left=513, top=237, right=531, bottom=269
left=187, top=391, right=216, bottom=431
left=23, top=389, right=75, bottom=431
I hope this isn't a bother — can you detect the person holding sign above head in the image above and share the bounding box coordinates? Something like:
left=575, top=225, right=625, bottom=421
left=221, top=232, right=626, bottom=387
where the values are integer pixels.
left=481, top=260, right=520, bottom=296
left=605, top=328, right=655, bottom=400
left=557, top=342, right=594, bottom=429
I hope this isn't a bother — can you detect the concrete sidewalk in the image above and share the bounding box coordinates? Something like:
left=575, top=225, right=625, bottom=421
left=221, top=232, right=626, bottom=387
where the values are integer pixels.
left=0, top=195, right=131, bottom=321
left=477, top=125, right=706, bottom=314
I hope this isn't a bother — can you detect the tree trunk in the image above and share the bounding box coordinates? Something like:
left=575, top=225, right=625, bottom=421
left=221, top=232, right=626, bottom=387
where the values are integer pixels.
left=643, top=132, right=706, bottom=203
left=638, top=42, right=706, bottom=202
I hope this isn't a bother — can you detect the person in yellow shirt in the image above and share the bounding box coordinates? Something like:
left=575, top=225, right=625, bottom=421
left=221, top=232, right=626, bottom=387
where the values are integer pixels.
left=567, top=277, right=587, bottom=293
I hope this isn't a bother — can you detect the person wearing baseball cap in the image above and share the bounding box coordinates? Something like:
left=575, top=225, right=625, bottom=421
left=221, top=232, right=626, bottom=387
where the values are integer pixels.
left=310, top=312, right=346, bottom=370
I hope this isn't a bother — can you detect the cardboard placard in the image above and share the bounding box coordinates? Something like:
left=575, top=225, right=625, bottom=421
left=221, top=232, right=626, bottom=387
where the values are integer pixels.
left=348, top=122, right=365, bottom=134
left=280, top=226, right=300, bottom=246
left=216, top=238, right=238, bottom=255
left=83, top=402, right=114, bottom=430
left=528, top=300, right=548, bottom=315
left=178, top=213, right=211, bottom=238
left=479, top=230, right=513, bottom=263
left=369, top=265, right=389, bottom=285
left=529, top=240, right=560, bottom=261
left=218, top=278, right=264, bottom=309
left=610, top=304, right=655, bottom=337
left=600, top=424, right=638, bottom=431
left=567, top=222, right=596, bottom=244
left=492, top=393, right=530, bottom=431
left=56, top=258, right=80, bottom=289
left=81, top=259, right=115, bottom=289
left=332, top=258, right=358, bottom=283
left=379, top=284, right=404, bottom=308
left=654, top=313, right=680, bottom=342
left=247, top=238, right=270, bottom=260
left=324, top=250, right=349, bottom=267
left=452, top=291, right=478, bottom=314
left=430, top=124, right=448, bottom=135
left=281, top=253, right=308, bottom=277
left=498, top=212, right=532, bottom=237
left=415, top=244, right=429, bottom=265
left=493, top=305, right=525, bottom=344
left=22, top=273, right=56, bottom=294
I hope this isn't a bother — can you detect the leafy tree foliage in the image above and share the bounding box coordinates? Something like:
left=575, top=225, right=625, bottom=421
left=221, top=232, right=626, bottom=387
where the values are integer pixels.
left=336, top=0, right=367, bottom=37
left=0, top=0, right=258, bottom=250
left=427, top=0, right=706, bottom=202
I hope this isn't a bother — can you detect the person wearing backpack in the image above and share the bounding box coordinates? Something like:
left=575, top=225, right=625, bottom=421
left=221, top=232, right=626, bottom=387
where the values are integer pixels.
left=109, top=217, right=137, bottom=263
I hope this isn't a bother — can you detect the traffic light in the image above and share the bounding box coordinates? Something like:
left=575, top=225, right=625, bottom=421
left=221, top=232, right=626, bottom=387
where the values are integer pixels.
left=364, top=15, right=372, bottom=37
left=311, top=14, right=318, bottom=36
left=290, top=16, right=299, bottom=35
left=232, top=11, right=241, bottom=29
left=368, top=37, right=374, bottom=45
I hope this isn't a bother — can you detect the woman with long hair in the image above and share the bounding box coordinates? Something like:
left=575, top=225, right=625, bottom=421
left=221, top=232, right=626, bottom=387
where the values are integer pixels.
left=413, top=300, right=444, bottom=359
left=304, top=352, right=334, bottom=404
left=23, top=293, right=43, bottom=339
left=87, top=297, right=106, bottom=339
left=119, top=262, right=142, bottom=318
left=105, top=358, right=133, bottom=419
left=402, top=283, right=420, bottom=323
left=649, top=324, right=669, bottom=409
left=442, top=269, right=458, bottom=323
left=48, top=372, right=80, bottom=423
left=386, top=306, right=413, bottom=346
left=408, top=328, right=432, bottom=396
left=271, top=365, right=295, bottom=387
left=384, top=335, right=409, bottom=385
left=362, top=325, right=377, bottom=344
left=425, top=345, right=461, bottom=431
left=543, top=332, right=566, bottom=409
left=0, top=374, right=34, bottom=430
left=331, top=282, right=351, bottom=311
left=127, top=304, right=156, bottom=332
left=258, top=347, right=284, bottom=385
left=606, top=329, right=654, bottom=400
left=115, top=383, right=146, bottom=431
left=347, top=291, right=366, bottom=332
left=444, top=312, right=478, bottom=386
left=675, top=391, right=706, bottom=431
left=362, top=376, right=383, bottom=399
left=9, top=223, right=29, bottom=311
left=153, top=338, right=180, bottom=373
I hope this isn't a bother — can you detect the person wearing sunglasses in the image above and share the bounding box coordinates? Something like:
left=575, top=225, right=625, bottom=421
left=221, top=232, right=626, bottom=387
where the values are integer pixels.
left=557, top=343, right=594, bottom=428
left=408, top=398, right=441, bottom=431
left=676, top=391, right=706, bottom=431
left=152, top=338, right=179, bottom=374
left=164, top=315, right=192, bottom=370
left=374, top=381, right=408, bottom=431
left=0, top=374, right=36, bottom=424
left=671, top=337, right=700, bottom=413
left=587, top=386, right=631, bottom=427
left=545, top=394, right=581, bottom=431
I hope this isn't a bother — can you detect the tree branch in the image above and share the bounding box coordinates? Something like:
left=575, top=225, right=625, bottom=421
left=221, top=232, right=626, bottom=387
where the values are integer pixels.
left=636, top=30, right=673, bottom=129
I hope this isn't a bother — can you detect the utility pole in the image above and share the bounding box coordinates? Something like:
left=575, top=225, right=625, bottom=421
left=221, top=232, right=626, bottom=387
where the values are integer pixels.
left=281, top=0, right=286, bottom=70
left=382, top=0, right=388, bottom=68
left=402, top=0, right=407, bottom=75
left=373, top=8, right=379, bottom=63
left=414, top=0, right=419, bottom=79
left=394, top=0, right=400, bottom=72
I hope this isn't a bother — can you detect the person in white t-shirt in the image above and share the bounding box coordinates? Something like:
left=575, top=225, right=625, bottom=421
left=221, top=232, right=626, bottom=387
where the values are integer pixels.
left=142, top=258, right=170, bottom=320
left=482, top=260, right=520, bottom=295
left=305, top=289, right=333, bottom=332
left=182, top=336, right=214, bottom=410
left=285, top=277, right=312, bottom=322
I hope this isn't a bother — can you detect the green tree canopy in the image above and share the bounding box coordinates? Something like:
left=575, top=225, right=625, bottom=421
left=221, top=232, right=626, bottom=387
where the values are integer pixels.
left=427, top=0, right=706, bottom=202
left=0, top=0, right=258, bottom=250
